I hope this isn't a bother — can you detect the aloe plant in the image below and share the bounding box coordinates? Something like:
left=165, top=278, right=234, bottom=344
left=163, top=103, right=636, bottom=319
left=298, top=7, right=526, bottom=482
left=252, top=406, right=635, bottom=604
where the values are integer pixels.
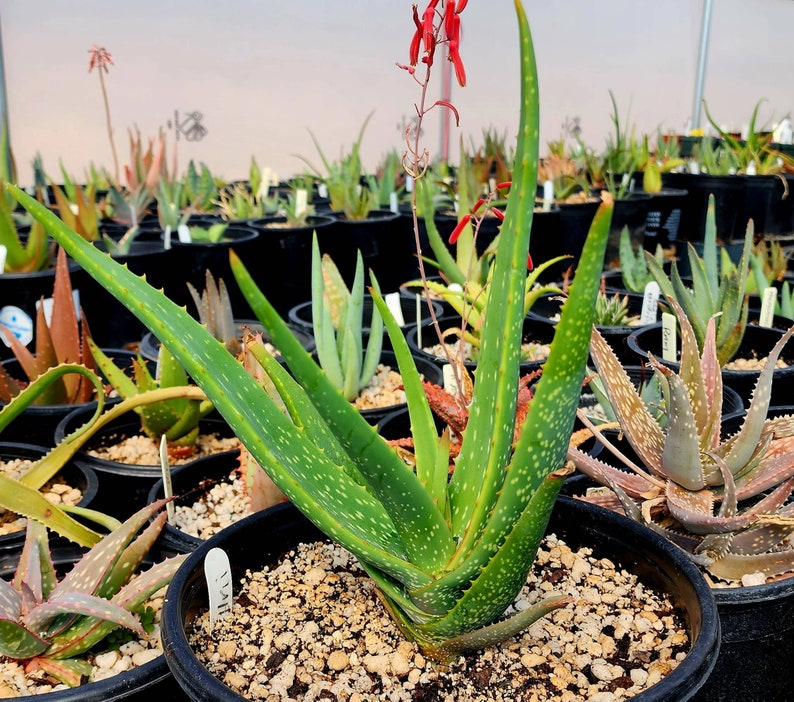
left=0, top=183, right=51, bottom=273
left=568, top=297, right=794, bottom=581
left=0, top=247, right=98, bottom=405
left=618, top=225, right=665, bottom=293
left=0, top=499, right=186, bottom=687
left=646, top=193, right=752, bottom=364
left=311, top=234, right=384, bottom=402
left=9, top=0, right=614, bottom=663
left=89, top=339, right=214, bottom=456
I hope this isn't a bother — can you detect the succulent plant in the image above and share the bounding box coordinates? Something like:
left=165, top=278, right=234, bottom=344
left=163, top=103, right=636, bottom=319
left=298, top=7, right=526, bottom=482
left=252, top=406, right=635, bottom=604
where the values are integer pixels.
left=310, top=233, right=384, bottom=402
left=10, top=0, right=615, bottom=663
left=186, top=270, right=243, bottom=356
left=89, top=339, right=214, bottom=457
left=0, top=183, right=51, bottom=273
left=0, top=498, right=186, bottom=687
left=645, top=193, right=752, bottom=365
left=567, top=297, right=794, bottom=581
left=618, top=225, right=666, bottom=293
left=593, top=287, right=632, bottom=327
left=0, top=247, right=98, bottom=405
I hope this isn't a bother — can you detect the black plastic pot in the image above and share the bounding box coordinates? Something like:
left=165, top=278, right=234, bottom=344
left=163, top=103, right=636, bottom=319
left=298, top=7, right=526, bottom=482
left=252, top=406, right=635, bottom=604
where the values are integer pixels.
left=626, top=322, right=794, bottom=406
left=528, top=291, right=652, bottom=365
left=53, top=408, right=238, bottom=521
left=742, top=173, right=794, bottom=236
left=661, top=173, right=746, bottom=246
left=315, top=210, right=413, bottom=294
left=556, top=198, right=600, bottom=278
left=160, top=498, right=720, bottom=702
left=71, top=240, right=176, bottom=349
left=163, top=226, right=260, bottom=319
left=147, top=450, right=243, bottom=558
left=0, top=442, right=99, bottom=559
left=246, top=214, right=337, bottom=315
left=0, top=541, right=189, bottom=700
left=405, top=314, right=556, bottom=378
left=526, top=208, right=565, bottom=283
left=605, top=192, right=652, bottom=267
left=644, top=188, right=689, bottom=251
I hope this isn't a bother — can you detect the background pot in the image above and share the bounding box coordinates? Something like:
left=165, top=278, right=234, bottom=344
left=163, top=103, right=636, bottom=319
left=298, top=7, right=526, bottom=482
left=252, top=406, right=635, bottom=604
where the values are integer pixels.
left=644, top=187, right=689, bottom=252
left=626, top=322, right=794, bottom=406
left=160, top=497, right=720, bottom=702
left=315, top=210, right=413, bottom=294
left=0, top=442, right=99, bottom=559
left=604, top=192, right=652, bottom=268
left=246, top=214, right=336, bottom=316
left=53, top=408, right=238, bottom=521
left=0, top=543, right=189, bottom=700
left=163, top=226, right=260, bottom=319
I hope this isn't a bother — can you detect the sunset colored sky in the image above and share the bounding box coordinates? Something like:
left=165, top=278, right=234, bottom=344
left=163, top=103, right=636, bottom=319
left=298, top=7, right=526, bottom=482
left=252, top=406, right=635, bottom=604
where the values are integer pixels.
left=2, top=0, right=792, bottom=186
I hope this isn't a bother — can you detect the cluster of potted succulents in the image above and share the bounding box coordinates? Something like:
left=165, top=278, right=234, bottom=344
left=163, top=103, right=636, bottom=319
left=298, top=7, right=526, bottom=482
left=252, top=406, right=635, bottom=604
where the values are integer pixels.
left=1, top=1, right=794, bottom=700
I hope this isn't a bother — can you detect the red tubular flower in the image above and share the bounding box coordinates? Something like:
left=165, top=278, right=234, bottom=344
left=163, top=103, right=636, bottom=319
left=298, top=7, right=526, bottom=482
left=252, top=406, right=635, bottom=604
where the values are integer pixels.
left=444, top=0, right=457, bottom=38
left=471, top=197, right=486, bottom=215
left=496, top=181, right=512, bottom=191
left=409, top=6, right=422, bottom=65
left=527, top=254, right=534, bottom=271
left=491, top=208, right=505, bottom=222
left=448, top=39, right=466, bottom=87
left=448, top=214, right=471, bottom=244
left=422, top=0, right=440, bottom=60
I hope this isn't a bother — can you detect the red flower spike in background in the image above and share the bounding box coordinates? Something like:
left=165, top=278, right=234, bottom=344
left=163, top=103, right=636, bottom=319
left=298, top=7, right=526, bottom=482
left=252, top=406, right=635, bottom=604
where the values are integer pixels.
left=88, top=45, right=113, bottom=73
left=448, top=214, right=471, bottom=245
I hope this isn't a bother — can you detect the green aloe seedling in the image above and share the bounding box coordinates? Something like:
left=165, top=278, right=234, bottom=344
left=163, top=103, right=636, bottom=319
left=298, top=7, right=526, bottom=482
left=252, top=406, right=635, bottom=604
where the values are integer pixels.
left=89, top=339, right=214, bottom=456
left=0, top=499, right=186, bottom=687
left=10, top=0, right=613, bottom=662
left=311, top=233, right=384, bottom=402
left=646, top=193, right=752, bottom=364
left=618, top=225, right=665, bottom=293
left=568, top=297, right=794, bottom=581
left=0, top=182, right=51, bottom=273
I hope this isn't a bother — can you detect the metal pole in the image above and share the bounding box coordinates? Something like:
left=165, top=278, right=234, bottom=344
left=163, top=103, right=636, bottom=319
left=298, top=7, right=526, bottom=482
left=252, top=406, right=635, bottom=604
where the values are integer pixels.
left=691, top=0, right=714, bottom=132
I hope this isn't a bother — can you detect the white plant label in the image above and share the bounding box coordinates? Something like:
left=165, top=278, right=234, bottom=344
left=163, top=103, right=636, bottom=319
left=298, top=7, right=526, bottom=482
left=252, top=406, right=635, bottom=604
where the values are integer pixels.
left=384, top=292, right=405, bottom=327
left=442, top=363, right=460, bottom=395
left=204, top=548, right=234, bottom=623
left=159, top=435, right=175, bottom=525
left=295, top=188, right=308, bottom=218
left=389, top=192, right=399, bottom=214
left=0, top=245, right=6, bottom=273
left=661, top=311, right=677, bottom=362
left=415, top=295, right=422, bottom=348
left=542, top=180, right=554, bottom=212
left=163, top=225, right=172, bottom=250
left=488, top=177, right=497, bottom=193
left=405, top=175, right=414, bottom=193
left=38, top=290, right=81, bottom=325
left=759, top=287, right=777, bottom=328
left=318, top=183, right=329, bottom=199
left=0, top=306, right=33, bottom=347
left=640, top=282, right=660, bottom=324
left=177, top=224, right=192, bottom=243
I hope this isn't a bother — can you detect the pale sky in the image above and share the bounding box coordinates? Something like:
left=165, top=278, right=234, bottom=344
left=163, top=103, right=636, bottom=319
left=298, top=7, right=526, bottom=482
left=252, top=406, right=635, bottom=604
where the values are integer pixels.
left=1, top=1, right=792, bottom=186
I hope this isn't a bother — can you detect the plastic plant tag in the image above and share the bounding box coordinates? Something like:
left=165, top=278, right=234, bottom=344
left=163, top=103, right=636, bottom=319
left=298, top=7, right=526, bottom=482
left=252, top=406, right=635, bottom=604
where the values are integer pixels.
left=640, top=282, right=660, bottom=324
left=204, top=547, right=233, bottom=623
left=542, top=180, right=554, bottom=212
left=0, top=306, right=33, bottom=347
left=163, top=225, right=172, bottom=251
left=759, top=287, right=777, bottom=328
left=0, top=244, right=6, bottom=273
left=661, top=311, right=677, bottom=362
left=385, top=292, right=405, bottom=327
left=159, top=434, right=175, bottom=525
left=488, top=177, right=497, bottom=193
left=405, top=175, right=414, bottom=193
left=389, top=192, right=399, bottom=214
left=295, top=188, right=308, bottom=218
left=177, top=224, right=192, bottom=243
left=318, top=183, right=329, bottom=199
left=442, top=363, right=460, bottom=395
left=37, top=290, right=81, bottom=325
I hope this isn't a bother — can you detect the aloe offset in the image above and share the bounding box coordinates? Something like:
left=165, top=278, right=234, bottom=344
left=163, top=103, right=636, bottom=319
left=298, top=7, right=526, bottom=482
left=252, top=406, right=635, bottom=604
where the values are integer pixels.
left=10, top=0, right=612, bottom=662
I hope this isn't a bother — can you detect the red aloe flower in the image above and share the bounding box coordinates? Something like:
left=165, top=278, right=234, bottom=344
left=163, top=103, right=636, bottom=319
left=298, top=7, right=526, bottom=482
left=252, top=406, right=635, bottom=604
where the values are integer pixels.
left=88, top=45, right=113, bottom=73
